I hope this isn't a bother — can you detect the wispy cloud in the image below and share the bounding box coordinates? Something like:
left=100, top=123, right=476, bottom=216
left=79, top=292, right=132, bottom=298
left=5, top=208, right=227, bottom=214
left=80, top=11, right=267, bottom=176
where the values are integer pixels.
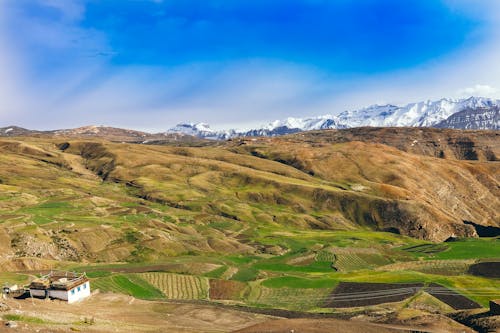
left=1, top=0, right=500, bottom=131
left=457, top=85, right=499, bottom=98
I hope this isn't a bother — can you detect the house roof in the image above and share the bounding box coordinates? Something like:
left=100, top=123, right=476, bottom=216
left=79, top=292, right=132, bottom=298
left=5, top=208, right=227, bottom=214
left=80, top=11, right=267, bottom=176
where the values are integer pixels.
left=29, top=271, right=88, bottom=291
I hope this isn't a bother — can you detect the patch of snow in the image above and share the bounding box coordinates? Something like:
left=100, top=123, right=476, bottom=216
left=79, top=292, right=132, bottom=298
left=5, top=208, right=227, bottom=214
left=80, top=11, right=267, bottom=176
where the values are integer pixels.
left=165, top=97, right=500, bottom=140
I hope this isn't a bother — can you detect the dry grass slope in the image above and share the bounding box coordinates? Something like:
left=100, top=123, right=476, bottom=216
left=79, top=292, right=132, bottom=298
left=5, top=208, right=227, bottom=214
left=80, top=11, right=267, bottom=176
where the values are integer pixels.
left=0, top=127, right=498, bottom=267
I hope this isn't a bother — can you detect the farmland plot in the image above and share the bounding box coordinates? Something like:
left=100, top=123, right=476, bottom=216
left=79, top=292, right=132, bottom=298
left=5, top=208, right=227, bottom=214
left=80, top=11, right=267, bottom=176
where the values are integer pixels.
left=401, top=243, right=448, bottom=255
left=426, top=283, right=482, bottom=310
left=325, top=282, right=423, bottom=308
left=92, top=274, right=163, bottom=299
left=315, top=250, right=335, bottom=263
left=209, top=279, right=248, bottom=300
left=251, top=286, right=331, bottom=310
left=468, top=261, right=500, bottom=278
left=140, top=272, right=209, bottom=300
left=321, top=247, right=392, bottom=272
left=334, top=253, right=372, bottom=271
left=377, top=259, right=474, bottom=276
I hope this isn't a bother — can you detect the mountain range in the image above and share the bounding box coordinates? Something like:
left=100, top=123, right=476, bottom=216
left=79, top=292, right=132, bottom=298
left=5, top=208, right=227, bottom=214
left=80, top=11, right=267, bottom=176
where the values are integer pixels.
left=1, top=97, right=499, bottom=142
left=167, top=96, right=500, bottom=139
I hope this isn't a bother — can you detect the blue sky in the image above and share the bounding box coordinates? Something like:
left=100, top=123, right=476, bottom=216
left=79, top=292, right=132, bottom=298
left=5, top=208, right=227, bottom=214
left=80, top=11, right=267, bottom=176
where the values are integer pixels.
left=1, top=0, right=500, bottom=130
left=81, top=1, right=475, bottom=71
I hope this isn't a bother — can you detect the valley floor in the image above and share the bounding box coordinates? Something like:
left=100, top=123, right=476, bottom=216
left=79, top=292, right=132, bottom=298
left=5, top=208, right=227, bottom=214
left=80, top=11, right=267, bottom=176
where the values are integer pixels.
left=0, top=293, right=477, bottom=333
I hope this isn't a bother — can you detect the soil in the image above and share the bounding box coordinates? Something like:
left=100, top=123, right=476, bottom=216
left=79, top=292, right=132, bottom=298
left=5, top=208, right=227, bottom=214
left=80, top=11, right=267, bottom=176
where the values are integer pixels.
left=324, top=282, right=424, bottom=308
left=468, top=261, right=500, bottom=278
left=427, top=283, right=482, bottom=310
left=0, top=292, right=270, bottom=333
left=209, top=279, right=247, bottom=300
left=323, top=282, right=482, bottom=311
left=449, top=310, right=500, bottom=333
left=232, top=318, right=441, bottom=333
left=0, top=291, right=481, bottom=332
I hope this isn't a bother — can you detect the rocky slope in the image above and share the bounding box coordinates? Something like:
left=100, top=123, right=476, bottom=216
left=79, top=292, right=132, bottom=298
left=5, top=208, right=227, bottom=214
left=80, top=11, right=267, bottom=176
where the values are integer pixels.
left=289, top=127, right=499, bottom=161
left=435, top=107, right=499, bottom=130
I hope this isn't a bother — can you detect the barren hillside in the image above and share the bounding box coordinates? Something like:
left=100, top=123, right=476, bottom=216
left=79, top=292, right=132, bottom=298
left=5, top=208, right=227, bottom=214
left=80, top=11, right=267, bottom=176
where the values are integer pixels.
left=0, top=128, right=498, bottom=267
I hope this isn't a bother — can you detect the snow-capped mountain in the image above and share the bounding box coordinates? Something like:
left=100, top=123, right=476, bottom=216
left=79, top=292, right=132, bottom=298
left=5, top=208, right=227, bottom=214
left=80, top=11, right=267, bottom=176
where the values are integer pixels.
left=168, top=123, right=236, bottom=140
left=434, top=107, right=499, bottom=130
left=263, top=115, right=345, bottom=131
left=0, top=126, right=43, bottom=136
left=243, top=116, right=346, bottom=137
left=337, top=97, right=499, bottom=127
left=166, top=97, right=500, bottom=140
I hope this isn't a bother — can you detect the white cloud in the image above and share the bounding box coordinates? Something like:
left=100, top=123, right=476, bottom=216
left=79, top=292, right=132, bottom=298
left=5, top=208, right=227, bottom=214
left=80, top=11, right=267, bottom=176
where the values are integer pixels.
left=1, top=0, right=500, bottom=131
left=456, top=84, right=499, bottom=98
left=0, top=0, right=112, bottom=127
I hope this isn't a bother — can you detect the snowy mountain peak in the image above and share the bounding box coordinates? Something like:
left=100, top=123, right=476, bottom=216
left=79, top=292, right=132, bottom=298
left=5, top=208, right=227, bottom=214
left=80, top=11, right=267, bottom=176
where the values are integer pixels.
left=169, top=123, right=214, bottom=133
left=264, top=114, right=336, bottom=131
left=166, top=96, right=500, bottom=140
left=168, top=122, right=236, bottom=140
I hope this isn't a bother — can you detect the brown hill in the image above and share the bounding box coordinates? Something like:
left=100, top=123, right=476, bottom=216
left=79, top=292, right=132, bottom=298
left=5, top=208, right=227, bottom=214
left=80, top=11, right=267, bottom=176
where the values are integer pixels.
left=275, top=127, right=499, bottom=161
left=0, top=125, right=213, bottom=145
left=0, top=128, right=497, bottom=263
left=0, top=126, right=45, bottom=137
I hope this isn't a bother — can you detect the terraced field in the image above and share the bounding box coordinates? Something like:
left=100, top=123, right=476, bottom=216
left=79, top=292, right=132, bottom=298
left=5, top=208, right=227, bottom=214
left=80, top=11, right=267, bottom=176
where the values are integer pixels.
left=325, top=282, right=424, bottom=308
left=315, top=250, right=336, bottom=263
left=378, top=260, right=474, bottom=276
left=140, top=272, right=209, bottom=300
left=401, top=243, right=449, bottom=256
left=327, top=247, right=392, bottom=272
left=468, top=261, right=500, bottom=278
left=91, top=274, right=163, bottom=299
left=251, top=286, right=331, bottom=310
left=426, top=283, right=482, bottom=310
left=209, top=279, right=248, bottom=300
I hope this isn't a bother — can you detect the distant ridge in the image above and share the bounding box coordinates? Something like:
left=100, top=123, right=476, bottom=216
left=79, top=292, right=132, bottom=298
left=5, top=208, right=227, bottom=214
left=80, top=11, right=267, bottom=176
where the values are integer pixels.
left=1, top=97, right=499, bottom=141
left=167, top=96, right=500, bottom=139
left=0, top=125, right=213, bottom=146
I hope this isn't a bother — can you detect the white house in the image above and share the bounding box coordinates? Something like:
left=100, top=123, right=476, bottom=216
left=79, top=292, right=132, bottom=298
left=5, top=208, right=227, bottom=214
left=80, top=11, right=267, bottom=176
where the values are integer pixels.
left=29, top=272, right=91, bottom=304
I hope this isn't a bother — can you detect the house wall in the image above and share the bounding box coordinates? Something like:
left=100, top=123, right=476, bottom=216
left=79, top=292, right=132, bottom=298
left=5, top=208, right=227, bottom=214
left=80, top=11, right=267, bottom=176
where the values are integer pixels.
left=67, top=281, right=91, bottom=304
left=29, top=289, right=47, bottom=298
left=48, top=289, right=69, bottom=301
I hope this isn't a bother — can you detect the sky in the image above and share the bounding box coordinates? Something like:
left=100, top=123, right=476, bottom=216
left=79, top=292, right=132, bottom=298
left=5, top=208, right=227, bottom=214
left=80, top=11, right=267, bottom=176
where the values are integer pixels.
left=1, top=0, right=500, bottom=131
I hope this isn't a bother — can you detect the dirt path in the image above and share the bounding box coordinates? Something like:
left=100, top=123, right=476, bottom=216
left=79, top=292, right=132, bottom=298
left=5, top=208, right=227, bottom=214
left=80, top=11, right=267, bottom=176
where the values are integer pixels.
left=0, top=292, right=478, bottom=333
left=233, top=318, right=418, bottom=333
left=0, top=292, right=272, bottom=332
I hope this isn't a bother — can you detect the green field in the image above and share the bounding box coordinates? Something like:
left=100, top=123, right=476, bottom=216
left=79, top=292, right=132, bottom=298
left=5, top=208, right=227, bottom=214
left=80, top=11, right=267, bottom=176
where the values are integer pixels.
left=91, top=274, right=163, bottom=299
left=431, top=238, right=500, bottom=260
left=250, top=286, right=331, bottom=310
left=3, top=229, right=495, bottom=310
left=59, top=231, right=497, bottom=309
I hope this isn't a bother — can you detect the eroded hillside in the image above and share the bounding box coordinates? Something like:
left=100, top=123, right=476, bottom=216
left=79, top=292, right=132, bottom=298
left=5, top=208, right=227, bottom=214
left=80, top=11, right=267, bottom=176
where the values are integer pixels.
left=0, top=128, right=498, bottom=267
